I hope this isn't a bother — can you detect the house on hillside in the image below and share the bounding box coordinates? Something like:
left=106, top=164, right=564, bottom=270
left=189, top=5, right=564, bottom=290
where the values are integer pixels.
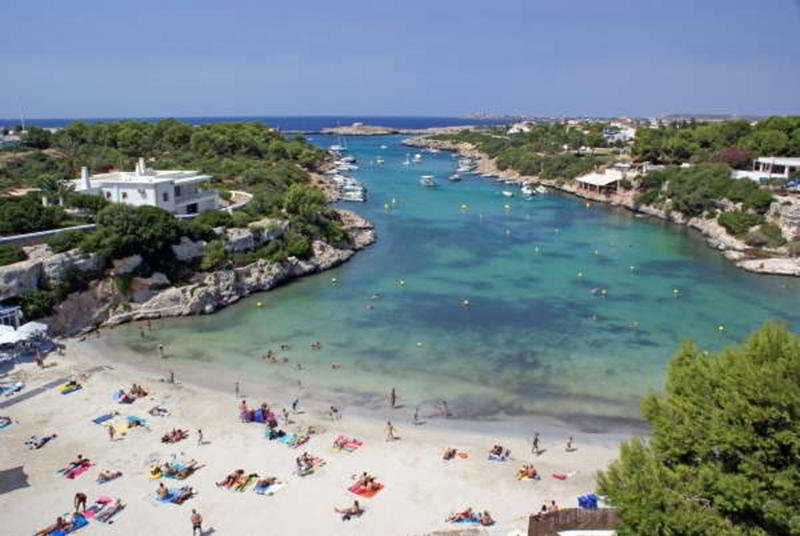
left=732, top=157, right=800, bottom=182
left=74, top=158, right=218, bottom=215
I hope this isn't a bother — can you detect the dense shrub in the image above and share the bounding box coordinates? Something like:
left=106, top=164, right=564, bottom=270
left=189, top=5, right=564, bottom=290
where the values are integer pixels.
left=67, top=193, right=110, bottom=216
left=0, top=195, right=66, bottom=235
left=0, top=244, right=25, bottom=266
left=18, top=289, right=58, bottom=320
left=46, top=230, right=85, bottom=253
left=200, top=239, right=227, bottom=271
left=286, top=231, right=312, bottom=259
left=193, top=210, right=234, bottom=229
left=758, top=222, right=787, bottom=248
left=717, top=210, right=765, bottom=237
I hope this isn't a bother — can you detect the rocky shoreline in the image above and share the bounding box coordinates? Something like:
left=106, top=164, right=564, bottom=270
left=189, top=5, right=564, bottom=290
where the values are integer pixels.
left=403, top=136, right=800, bottom=277
left=2, top=209, right=375, bottom=336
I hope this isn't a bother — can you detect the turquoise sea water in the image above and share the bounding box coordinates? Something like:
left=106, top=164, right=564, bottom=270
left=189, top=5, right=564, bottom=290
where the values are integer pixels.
left=99, top=135, right=800, bottom=428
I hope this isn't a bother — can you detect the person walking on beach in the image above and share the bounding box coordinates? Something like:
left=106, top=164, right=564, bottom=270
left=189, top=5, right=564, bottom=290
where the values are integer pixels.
left=197, top=429, right=203, bottom=446
left=235, top=381, right=240, bottom=398
left=74, top=492, right=87, bottom=513
left=291, top=398, right=299, bottom=412
left=386, top=420, right=397, bottom=441
left=390, top=387, right=397, bottom=409
left=566, top=436, right=575, bottom=452
left=191, top=509, right=202, bottom=535
left=158, top=344, right=165, bottom=359
left=108, top=425, right=115, bottom=442
left=532, top=432, right=540, bottom=456
left=413, top=407, right=420, bottom=425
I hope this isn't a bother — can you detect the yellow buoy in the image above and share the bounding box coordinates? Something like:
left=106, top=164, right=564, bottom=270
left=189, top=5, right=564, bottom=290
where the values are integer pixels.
left=384, top=203, right=390, bottom=210
left=504, top=204, right=512, bottom=211
left=256, top=301, right=263, bottom=307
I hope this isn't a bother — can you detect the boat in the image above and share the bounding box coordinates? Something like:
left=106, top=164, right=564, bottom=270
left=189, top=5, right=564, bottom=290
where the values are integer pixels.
left=329, top=144, right=345, bottom=153
left=380, top=144, right=388, bottom=149
left=448, top=173, right=461, bottom=182
left=502, top=190, right=514, bottom=197
left=403, top=154, right=411, bottom=166
left=521, top=185, right=534, bottom=197
left=535, top=185, right=548, bottom=194
left=340, top=155, right=356, bottom=163
left=413, top=153, right=423, bottom=162
left=376, top=156, right=384, bottom=164
left=420, top=175, right=437, bottom=187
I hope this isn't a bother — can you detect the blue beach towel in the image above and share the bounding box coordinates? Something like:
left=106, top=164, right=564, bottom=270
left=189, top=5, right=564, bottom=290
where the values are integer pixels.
left=92, top=414, right=114, bottom=425
left=453, top=516, right=480, bottom=524
left=254, top=482, right=284, bottom=495
left=156, top=488, right=180, bottom=503
left=162, top=464, right=186, bottom=479
left=277, top=432, right=296, bottom=444
left=51, top=512, right=89, bottom=535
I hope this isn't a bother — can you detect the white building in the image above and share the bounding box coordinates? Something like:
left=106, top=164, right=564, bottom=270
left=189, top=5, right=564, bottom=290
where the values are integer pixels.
left=732, top=157, right=800, bottom=182
left=74, top=158, right=218, bottom=215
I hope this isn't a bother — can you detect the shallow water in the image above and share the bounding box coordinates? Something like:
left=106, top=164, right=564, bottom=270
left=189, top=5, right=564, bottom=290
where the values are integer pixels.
left=99, top=135, right=800, bottom=428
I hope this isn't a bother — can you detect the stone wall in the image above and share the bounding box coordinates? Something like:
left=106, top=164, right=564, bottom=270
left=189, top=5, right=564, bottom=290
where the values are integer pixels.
left=528, top=508, right=619, bottom=536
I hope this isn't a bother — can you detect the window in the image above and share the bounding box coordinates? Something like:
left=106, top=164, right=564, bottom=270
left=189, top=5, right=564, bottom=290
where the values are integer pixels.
left=162, top=192, right=169, bottom=202
left=121, top=192, right=128, bottom=200
left=174, top=185, right=182, bottom=197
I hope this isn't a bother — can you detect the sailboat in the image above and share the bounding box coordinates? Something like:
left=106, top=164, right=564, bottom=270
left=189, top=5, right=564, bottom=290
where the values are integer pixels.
left=420, top=175, right=437, bottom=187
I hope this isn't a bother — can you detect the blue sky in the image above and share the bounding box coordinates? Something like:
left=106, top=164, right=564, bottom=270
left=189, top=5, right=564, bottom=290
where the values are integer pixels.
left=2, top=0, right=799, bottom=118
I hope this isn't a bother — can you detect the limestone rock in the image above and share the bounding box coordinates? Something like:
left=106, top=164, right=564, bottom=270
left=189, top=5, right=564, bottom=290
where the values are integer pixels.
left=112, top=254, right=143, bottom=276
left=0, top=258, right=43, bottom=301
left=129, top=272, right=171, bottom=303
left=248, top=218, right=289, bottom=242
left=172, top=236, right=207, bottom=262
left=42, top=249, right=105, bottom=284
left=22, top=244, right=53, bottom=260
left=224, top=228, right=256, bottom=252
left=737, top=258, right=800, bottom=276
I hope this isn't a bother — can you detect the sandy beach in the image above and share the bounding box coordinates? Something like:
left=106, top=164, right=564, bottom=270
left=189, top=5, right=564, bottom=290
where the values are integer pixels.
left=0, top=339, right=627, bottom=535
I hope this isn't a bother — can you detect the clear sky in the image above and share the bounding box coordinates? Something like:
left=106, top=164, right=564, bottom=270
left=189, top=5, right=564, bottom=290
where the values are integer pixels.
left=2, top=0, right=799, bottom=118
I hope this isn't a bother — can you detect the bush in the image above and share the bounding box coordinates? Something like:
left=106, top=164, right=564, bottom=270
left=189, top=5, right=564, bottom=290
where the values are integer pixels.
left=717, top=210, right=765, bottom=237
left=618, top=178, right=633, bottom=190
left=200, top=239, right=227, bottom=271
left=0, top=195, right=66, bottom=235
left=67, top=193, right=110, bottom=216
left=193, top=210, right=234, bottom=229
left=286, top=231, right=312, bottom=259
left=46, top=230, right=85, bottom=253
left=744, top=229, right=769, bottom=247
left=758, top=223, right=786, bottom=248
left=18, top=289, right=58, bottom=319
left=0, top=244, right=25, bottom=266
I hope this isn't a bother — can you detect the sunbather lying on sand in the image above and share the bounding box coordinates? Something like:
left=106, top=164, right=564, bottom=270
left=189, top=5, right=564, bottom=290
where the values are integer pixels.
left=67, top=454, right=89, bottom=469
left=443, top=448, right=457, bottom=460
left=480, top=511, right=495, bottom=526
left=115, top=389, right=135, bottom=403
left=235, top=473, right=257, bottom=491
left=335, top=500, right=364, bottom=521
left=34, top=515, right=69, bottom=536
left=163, top=460, right=200, bottom=479
left=161, top=428, right=188, bottom=443
left=130, top=384, right=148, bottom=397
left=148, top=406, right=169, bottom=416
left=25, top=433, right=57, bottom=449
left=489, top=444, right=510, bottom=458
left=174, top=486, right=195, bottom=504
left=256, top=476, right=281, bottom=488
left=96, top=499, right=125, bottom=522
left=216, top=469, right=245, bottom=488
left=354, top=472, right=381, bottom=491
left=447, top=507, right=475, bottom=522
left=517, top=463, right=539, bottom=479
left=98, top=470, right=122, bottom=482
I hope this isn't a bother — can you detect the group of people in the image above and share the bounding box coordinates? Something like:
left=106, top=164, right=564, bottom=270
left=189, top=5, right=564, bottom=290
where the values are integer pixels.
left=295, top=452, right=317, bottom=475
left=533, top=500, right=560, bottom=519
left=129, top=384, right=148, bottom=397
left=516, top=463, right=539, bottom=479
left=161, top=428, right=188, bottom=443
left=353, top=472, right=382, bottom=492
left=152, top=459, right=200, bottom=480
left=489, top=444, right=510, bottom=458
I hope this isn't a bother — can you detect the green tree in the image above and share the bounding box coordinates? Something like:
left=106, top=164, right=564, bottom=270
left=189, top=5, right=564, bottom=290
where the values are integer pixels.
left=597, top=323, right=800, bottom=536
left=22, top=126, right=52, bottom=149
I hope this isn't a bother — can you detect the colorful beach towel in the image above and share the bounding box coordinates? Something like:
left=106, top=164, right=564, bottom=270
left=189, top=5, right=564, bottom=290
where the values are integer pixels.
left=348, top=482, right=383, bottom=498
left=83, top=501, right=107, bottom=519
left=0, top=417, right=12, bottom=429
left=95, top=498, right=125, bottom=523
left=92, top=413, right=115, bottom=425
left=452, top=515, right=481, bottom=524
left=488, top=450, right=510, bottom=462
left=333, top=435, right=363, bottom=452
left=235, top=473, right=258, bottom=492
left=50, top=512, right=89, bottom=535
left=156, top=488, right=181, bottom=503
left=112, top=391, right=134, bottom=403
left=0, top=382, right=24, bottom=396
left=59, top=383, right=82, bottom=395
left=66, top=462, right=93, bottom=479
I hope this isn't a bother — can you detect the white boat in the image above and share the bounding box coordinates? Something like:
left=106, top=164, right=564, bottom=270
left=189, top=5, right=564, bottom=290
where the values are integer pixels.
left=329, top=144, right=344, bottom=153
left=413, top=153, right=423, bottom=162
left=420, top=175, right=437, bottom=187
left=380, top=145, right=388, bottom=149
left=427, top=148, right=440, bottom=154
left=340, top=155, right=356, bottom=163
left=502, top=190, right=514, bottom=197
left=521, top=185, right=534, bottom=197
left=403, top=154, right=411, bottom=166
left=376, top=156, right=384, bottom=164
left=448, top=173, right=461, bottom=182
left=535, top=185, right=548, bottom=194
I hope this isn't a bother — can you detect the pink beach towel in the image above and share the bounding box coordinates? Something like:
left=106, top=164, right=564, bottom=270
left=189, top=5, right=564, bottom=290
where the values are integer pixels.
left=67, top=462, right=93, bottom=479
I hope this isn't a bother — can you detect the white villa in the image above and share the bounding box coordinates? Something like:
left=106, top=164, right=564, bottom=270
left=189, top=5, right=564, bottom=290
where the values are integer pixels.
left=732, top=157, right=800, bottom=182
left=74, top=158, right=218, bottom=215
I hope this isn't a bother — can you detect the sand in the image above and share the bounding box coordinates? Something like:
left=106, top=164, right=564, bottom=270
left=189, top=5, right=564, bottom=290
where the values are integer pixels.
left=0, top=340, right=628, bottom=535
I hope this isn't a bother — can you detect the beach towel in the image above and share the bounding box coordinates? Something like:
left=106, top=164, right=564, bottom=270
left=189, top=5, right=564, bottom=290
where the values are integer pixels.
left=92, top=413, right=115, bottom=425
left=266, top=428, right=287, bottom=440
left=156, top=488, right=180, bottom=503
left=277, top=432, right=296, bottom=444
left=254, top=482, right=284, bottom=496
left=348, top=482, right=383, bottom=498
left=0, top=417, right=12, bottom=429
left=83, top=502, right=106, bottom=519
left=66, top=462, right=93, bottom=479
left=162, top=464, right=188, bottom=480
left=95, top=499, right=124, bottom=524
left=551, top=473, right=567, bottom=480
left=126, top=415, right=146, bottom=426
left=488, top=453, right=510, bottom=462
left=517, top=473, right=542, bottom=481
left=59, top=383, right=82, bottom=395
left=286, top=434, right=309, bottom=449
left=112, top=391, right=134, bottom=403
left=452, top=515, right=481, bottom=524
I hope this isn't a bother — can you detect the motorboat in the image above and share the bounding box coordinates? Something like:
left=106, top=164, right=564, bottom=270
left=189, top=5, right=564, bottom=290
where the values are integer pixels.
left=521, top=184, right=534, bottom=197
left=413, top=153, right=423, bottom=162
left=535, top=185, right=548, bottom=194
left=420, top=175, right=437, bottom=187
left=448, top=173, right=462, bottom=182
left=376, top=156, right=385, bottom=164
left=502, top=190, right=514, bottom=197
left=380, top=144, right=388, bottom=149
